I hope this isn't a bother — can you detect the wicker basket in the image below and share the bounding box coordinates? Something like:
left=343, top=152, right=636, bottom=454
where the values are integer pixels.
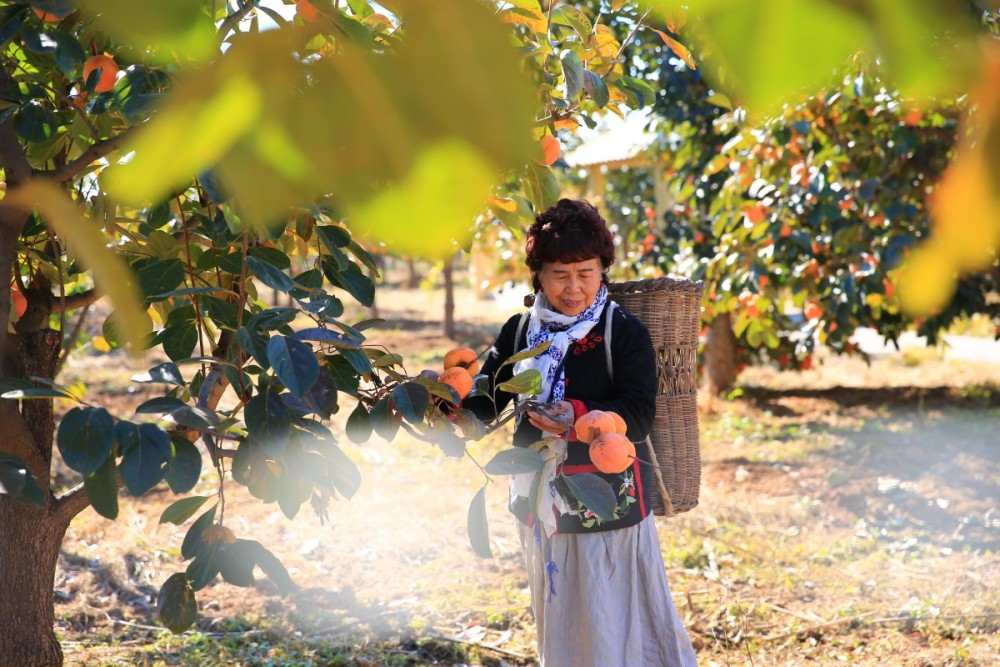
left=608, top=277, right=703, bottom=516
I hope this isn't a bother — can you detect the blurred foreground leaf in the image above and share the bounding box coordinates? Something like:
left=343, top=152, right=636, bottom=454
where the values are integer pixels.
left=6, top=181, right=150, bottom=353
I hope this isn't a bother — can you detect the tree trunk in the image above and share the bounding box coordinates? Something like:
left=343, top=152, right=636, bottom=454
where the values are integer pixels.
left=442, top=255, right=455, bottom=340
left=0, top=330, right=69, bottom=667
left=406, top=257, right=419, bottom=289
left=0, top=500, right=68, bottom=667
left=704, top=312, right=738, bottom=395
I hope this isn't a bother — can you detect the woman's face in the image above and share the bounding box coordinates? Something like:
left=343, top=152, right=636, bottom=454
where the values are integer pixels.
left=537, top=258, right=603, bottom=316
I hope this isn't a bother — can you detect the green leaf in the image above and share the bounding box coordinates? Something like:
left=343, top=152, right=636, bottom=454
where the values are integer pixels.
left=0, top=452, right=44, bottom=507
left=57, top=407, right=116, bottom=476
left=186, top=547, right=221, bottom=591
left=561, top=49, right=584, bottom=99
left=498, top=369, right=542, bottom=395
left=160, top=323, right=199, bottom=362
left=324, top=441, right=362, bottom=500
left=165, top=436, right=202, bottom=494
left=292, top=327, right=360, bottom=349
left=551, top=5, right=592, bottom=39
left=219, top=539, right=257, bottom=587
left=523, top=163, right=560, bottom=211
left=246, top=255, right=295, bottom=293
left=246, top=540, right=292, bottom=595
left=86, top=0, right=217, bottom=64
left=267, top=336, right=320, bottom=398
left=138, top=258, right=186, bottom=302
left=501, top=340, right=552, bottom=367
left=337, top=347, right=373, bottom=375
left=180, top=504, right=217, bottom=559
left=453, top=408, right=487, bottom=440
left=369, top=396, right=401, bottom=441
left=160, top=495, right=212, bottom=525
left=118, top=422, right=171, bottom=496
left=201, top=295, right=241, bottom=330
left=237, top=326, right=270, bottom=370
left=50, top=30, right=86, bottom=76
left=324, top=261, right=375, bottom=308
left=389, top=382, right=429, bottom=424
left=619, top=76, right=657, bottom=107
left=245, top=386, right=291, bottom=456
left=132, top=362, right=184, bottom=386
left=467, top=485, right=492, bottom=558
left=157, top=572, right=198, bottom=634
left=135, top=396, right=188, bottom=415
left=168, top=406, right=220, bottom=431
left=559, top=473, right=617, bottom=522
left=14, top=102, right=57, bottom=142
left=583, top=70, right=609, bottom=108
left=484, top=448, right=544, bottom=475
left=1, top=387, right=75, bottom=400
left=345, top=401, right=372, bottom=444
left=316, top=225, right=351, bottom=252
left=84, top=454, right=119, bottom=520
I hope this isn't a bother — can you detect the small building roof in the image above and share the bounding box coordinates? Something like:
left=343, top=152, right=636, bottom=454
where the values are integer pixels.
left=562, top=110, right=658, bottom=168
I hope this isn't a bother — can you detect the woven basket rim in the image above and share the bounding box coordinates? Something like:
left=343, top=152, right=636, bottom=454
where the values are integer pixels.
left=608, top=275, right=704, bottom=296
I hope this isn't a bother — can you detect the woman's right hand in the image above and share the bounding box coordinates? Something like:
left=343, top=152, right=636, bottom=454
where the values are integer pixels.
left=526, top=400, right=574, bottom=437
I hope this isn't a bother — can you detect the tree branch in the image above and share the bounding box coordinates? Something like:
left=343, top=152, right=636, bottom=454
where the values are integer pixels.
left=41, top=129, right=135, bottom=183
left=218, top=0, right=256, bottom=41
left=56, top=288, right=101, bottom=312
left=52, top=482, right=95, bottom=525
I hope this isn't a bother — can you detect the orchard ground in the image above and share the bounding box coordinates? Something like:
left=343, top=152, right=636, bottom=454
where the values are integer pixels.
left=54, top=273, right=999, bottom=667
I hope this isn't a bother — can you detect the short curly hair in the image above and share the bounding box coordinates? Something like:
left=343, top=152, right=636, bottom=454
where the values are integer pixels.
left=524, top=198, right=615, bottom=292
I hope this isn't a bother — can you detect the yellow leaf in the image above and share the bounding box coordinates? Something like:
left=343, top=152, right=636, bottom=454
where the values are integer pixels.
left=486, top=195, right=518, bottom=213
left=5, top=181, right=151, bottom=354
left=348, top=140, right=494, bottom=260
left=897, top=240, right=957, bottom=317
left=930, top=153, right=1000, bottom=271
left=93, top=336, right=112, bottom=353
left=497, top=0, right=548, bottom=35
left=106, top=72, right=263, bottom=206
left=590, top=24, right=620, bottom=61
left=652, top=28, right=696, bottom=69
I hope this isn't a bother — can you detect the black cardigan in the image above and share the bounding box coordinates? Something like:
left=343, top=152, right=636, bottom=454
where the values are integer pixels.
left=465, top=301, right=658, bottom=533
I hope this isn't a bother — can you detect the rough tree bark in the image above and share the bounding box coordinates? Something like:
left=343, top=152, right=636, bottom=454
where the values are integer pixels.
left=0, top=332, right=68, bottom=667
left=704, top=312, right=738, bottom=396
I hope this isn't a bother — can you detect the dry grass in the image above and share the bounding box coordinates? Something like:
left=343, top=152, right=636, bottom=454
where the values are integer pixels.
left=53, top=281, right=1000, bottom=666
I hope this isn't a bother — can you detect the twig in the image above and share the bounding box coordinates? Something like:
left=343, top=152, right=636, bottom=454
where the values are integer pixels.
left=427, top=632, right=528, bottom=660
left=615, top=7, right=652, bottom=61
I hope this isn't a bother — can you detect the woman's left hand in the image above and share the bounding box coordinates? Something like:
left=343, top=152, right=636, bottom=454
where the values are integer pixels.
left=527, top=400, right=575, bottom=436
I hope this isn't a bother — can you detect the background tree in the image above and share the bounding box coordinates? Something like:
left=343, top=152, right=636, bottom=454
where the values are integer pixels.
left=0, top=0, right=653, bottom=664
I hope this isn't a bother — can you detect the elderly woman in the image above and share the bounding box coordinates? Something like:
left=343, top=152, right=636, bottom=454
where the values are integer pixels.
left=465, top=199, right=697, bottom=666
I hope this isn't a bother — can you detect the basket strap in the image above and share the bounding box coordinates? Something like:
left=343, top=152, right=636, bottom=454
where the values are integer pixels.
left=515, top=310, right=529, bottom=354
left=603, top=301, right=617, bottom=381
left=644, top=435, right=675, bottom=517
left=512, top=311, right=530, bottom=411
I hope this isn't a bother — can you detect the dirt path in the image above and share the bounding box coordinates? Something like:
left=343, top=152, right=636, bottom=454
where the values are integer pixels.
left=54, top=281, right=1000, bottom=666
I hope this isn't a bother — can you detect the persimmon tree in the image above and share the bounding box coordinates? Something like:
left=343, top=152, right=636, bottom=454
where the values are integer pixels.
left=627, top=1, right=1000, bottom=392
left=0, top=0, right=662, bottom=664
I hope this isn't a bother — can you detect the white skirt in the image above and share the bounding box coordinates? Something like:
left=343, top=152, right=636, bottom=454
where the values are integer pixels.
left=518, top=515, right=698, bottom=667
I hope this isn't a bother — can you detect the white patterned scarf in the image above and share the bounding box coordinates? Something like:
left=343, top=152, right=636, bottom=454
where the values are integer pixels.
left=513, top=283, right=608, bottom=404
left=511, top=283, right=608, bottom=537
